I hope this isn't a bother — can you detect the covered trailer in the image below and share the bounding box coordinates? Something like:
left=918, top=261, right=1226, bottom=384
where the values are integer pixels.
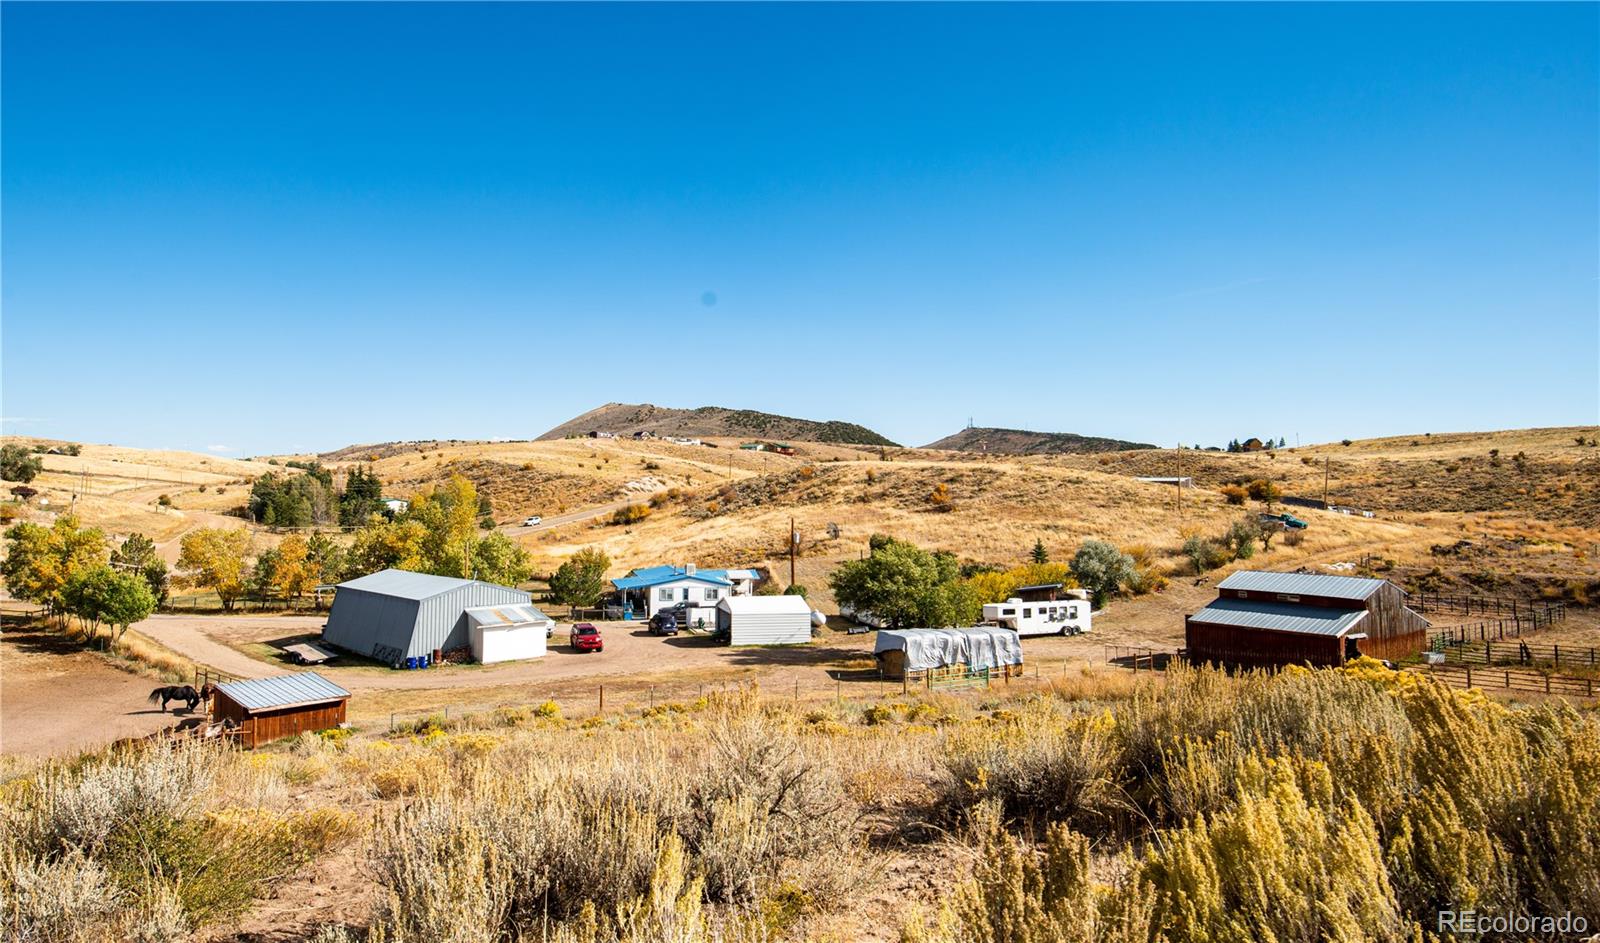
left=467, top=603, right=554, bottom=664
left=873, top=628, right=1024, bottom=680
left=715, top=595, right=813, bottom=645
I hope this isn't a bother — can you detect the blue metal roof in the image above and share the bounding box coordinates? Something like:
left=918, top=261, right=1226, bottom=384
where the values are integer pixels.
left=337, top=568, right=500, bottom=600
left=612, top=565, right=733, bottom=591
left=1189, top=597, right=1369, bottom=638
left=216, top=672, right=350, bottom=711
left=1217, top=570, right=1388, bottom=601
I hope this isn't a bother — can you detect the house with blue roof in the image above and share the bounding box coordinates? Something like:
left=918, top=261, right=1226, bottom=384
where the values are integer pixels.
left=611, top=563, right=762, bottom=623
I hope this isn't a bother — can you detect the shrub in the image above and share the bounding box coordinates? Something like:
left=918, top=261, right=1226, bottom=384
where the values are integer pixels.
left=157, top=495, right=172, bottom=507
left=610, top=504, right=651, bottom=526
left=1220, top=484, right=1248, bottom=505
left=1182, top=535, right=1226, bottom=573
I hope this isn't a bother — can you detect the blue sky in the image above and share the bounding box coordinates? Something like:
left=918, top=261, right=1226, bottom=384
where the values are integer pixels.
left=3, top=3, right=1596, bottom=455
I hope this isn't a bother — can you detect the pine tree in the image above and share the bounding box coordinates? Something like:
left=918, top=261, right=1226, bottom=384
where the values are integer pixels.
left=1031, top=538, right=1049, bottom=564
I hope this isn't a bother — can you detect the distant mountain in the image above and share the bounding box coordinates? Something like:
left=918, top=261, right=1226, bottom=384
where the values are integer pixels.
left=537, top=403, right=900, bottom=447
left=923, top=426, right=1157, bottom=454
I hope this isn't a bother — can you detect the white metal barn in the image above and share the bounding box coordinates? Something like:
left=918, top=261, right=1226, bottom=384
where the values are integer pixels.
left=716, top=595, right=813, bottom=646
left=466, top=603, right=554, bottom=664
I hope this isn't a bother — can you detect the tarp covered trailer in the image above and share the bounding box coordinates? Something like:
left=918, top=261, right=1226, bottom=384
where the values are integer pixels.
left=873, top=627, right=1024, bottom=680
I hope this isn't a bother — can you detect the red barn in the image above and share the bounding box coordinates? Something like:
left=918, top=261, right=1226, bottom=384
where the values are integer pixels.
left=1185, top=571, right=1429, bottom=669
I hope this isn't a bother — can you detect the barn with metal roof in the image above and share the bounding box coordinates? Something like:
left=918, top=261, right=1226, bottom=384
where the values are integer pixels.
left=1185, top=570, right=1429, bottom=668
left=210, top=672, right=350, bottom=748
left=322, top=568, right=533, bottom=665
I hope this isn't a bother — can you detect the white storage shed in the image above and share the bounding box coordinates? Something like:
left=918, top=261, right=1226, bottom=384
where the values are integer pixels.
left=716, top=595, right=814, bottom=646
left=467, top=603, right=554, bottom=664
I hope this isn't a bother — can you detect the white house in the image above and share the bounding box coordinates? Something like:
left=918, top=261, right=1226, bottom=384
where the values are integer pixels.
left=466, top=603, right=554, bottom=664
left=716, top=595, right=813, bottom=646
left=611, top=564, right=761, bottom=625
left=982, top=589, right=1091, bottom=637
left=382, top=498, right=410, bottom=515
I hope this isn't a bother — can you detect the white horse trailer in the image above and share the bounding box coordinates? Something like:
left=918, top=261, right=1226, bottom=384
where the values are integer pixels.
left=982, top=590, right=1091, bottom=637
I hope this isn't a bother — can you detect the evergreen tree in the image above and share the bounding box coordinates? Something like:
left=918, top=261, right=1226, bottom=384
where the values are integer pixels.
left=1031, top=538, right=1049, bottom=564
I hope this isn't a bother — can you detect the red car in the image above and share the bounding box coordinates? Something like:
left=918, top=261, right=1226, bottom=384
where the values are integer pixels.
left=570, top=623, right=603, bottom=653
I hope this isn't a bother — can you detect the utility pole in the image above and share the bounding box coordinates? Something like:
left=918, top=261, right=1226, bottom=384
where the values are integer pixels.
left=788, top=517, right=797, bottom=587
left=1176, top=443, right=1183, bottom=521
left=1323, top=457, right=1330, bottom=509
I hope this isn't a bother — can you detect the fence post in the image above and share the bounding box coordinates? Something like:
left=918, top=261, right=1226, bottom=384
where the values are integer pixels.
left=1554, top=645, right=1560, bottom=667
left=599, top=684, right=604, bottom=713
left=1465, top=666, right=1472, bottom=688
left=1545, top=675, right=1551, bottom=695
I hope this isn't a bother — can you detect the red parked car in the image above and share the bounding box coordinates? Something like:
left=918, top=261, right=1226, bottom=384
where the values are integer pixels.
left=570, top=623, right=603, bottom=653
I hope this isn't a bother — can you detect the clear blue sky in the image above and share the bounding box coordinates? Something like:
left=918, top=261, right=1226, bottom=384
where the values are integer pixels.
left=4, top=3, right=1596, bottom=455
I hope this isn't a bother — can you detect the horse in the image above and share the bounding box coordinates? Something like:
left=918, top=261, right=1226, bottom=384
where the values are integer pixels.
left=148, top=685, right=201, bottom=713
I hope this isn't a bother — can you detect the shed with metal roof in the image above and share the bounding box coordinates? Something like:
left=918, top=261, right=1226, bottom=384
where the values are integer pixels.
left=466, top=603, right=554, bottom=664
left=210, top=672, right=350, bottom=748
left=322, top=568, right=533, bottom=664
left=1185, top=570, right=1428, bottom=668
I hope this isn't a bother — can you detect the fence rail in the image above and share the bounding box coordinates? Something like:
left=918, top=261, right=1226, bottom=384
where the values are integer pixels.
left=1429, top=637, right=1599, bottom=670
left=1411, top=593, right=1566, bottom=620
left=1426, top=604, right=1568, bottom=646
left=1407, top=664, right=1598, bottom=699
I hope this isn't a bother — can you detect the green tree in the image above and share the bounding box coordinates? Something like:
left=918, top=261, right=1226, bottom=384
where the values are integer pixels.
left=64, top=565, right=156, bottom=645
left=1224, top=517, right=1263, bottom=560
left=1031, top=539, right=1050, bottom=565
left=549, top=547, right=612, bottom=607
left=407, top=475, right=482, bottom=577
left=251, top=548, right=283, bottom=601
left=1183, top=536, right=1224, bottom=574
left=110, top=533, right=169, bottom=605
left=829, top=535, right=951, bottom=629
left=176, top=527, right=253, bottom=611
left=0, top=444, right=44, bottom=483
left=1068, top=540, right=1136, bottom=609
left=338, top=465, right=385, bottom=526
left=783, top=584, right=809, bottom=598
left=471, top=531, right=533, bottom=586
left=348, top=517, right=429, bottom=576
left=306, top=531, right=349, bottom=584
left=1, top=515, right=108, bottom=625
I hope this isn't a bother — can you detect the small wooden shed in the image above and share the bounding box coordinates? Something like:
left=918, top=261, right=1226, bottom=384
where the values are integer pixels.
left=211, top=672, right=350, bottom=748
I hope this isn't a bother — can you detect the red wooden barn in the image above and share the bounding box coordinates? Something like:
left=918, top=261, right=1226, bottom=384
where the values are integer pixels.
left=1185, top=571, right=1429, bottom=669
left=210, top=672, right=350, bottom=748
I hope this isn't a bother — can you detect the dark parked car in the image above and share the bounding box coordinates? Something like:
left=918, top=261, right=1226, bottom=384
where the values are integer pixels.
left=649, top=608, right=680, bottom=636
left=570, top=623, right=603, bottom=653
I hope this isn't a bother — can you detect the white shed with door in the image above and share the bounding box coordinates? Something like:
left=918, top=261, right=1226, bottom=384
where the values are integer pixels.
left=716, top=595, right=813, bottom=646
left=466, top=603, right=553, bottom=664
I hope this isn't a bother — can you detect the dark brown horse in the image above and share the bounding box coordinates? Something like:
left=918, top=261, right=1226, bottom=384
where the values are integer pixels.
left=148, top=685, right=201, bottom=713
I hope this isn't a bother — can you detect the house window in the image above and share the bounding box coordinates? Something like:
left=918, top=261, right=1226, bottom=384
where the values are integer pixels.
left=681, top=588, right=692, bottom=601
left=658, top=588, right=674, bottom=602
left=704, top=588, right=719, bottom=601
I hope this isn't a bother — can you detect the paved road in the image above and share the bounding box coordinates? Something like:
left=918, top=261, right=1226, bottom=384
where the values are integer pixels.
left=500, top=490, right=666, bottom=536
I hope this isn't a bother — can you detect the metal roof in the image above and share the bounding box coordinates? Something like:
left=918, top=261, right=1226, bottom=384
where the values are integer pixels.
left=1217, top=570, right=1389, bottom=601
left=216, top=672, right=350, bottom=711
left=1014, top=583, right=1066, bottom=593
left=1189, top=597, right=1369, bottom=638
left=337, top=568, right=490, bottom=600
left=612, top=565, right=733, bottom=590
left=465, top=603, right=554, bottom=628
left=718, top=595, right=812, bottom=614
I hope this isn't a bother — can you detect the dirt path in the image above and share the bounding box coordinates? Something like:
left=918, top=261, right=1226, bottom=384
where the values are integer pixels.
left=1, top=618, right=195, bottom=758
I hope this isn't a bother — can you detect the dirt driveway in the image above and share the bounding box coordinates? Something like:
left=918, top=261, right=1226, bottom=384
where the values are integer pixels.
left=1, top=618, right=199, bottom=759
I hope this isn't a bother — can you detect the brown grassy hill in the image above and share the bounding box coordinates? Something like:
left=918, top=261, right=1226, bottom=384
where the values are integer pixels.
left=923, top=425, right=1156, bottom=454
left=536, top=403, right=899, bottom=447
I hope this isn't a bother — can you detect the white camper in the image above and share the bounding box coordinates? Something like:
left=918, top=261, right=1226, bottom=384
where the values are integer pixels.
left=982, top=589, right=1091, bottom=637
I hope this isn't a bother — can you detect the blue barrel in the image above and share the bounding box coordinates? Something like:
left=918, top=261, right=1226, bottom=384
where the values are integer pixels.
left=420, top=654, right=430, bottom=668
left=405, top=656, right=417, bottom=670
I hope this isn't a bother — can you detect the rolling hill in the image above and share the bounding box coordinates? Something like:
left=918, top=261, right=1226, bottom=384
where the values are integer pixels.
left=536, top=403, right=900, bottom=447
left=923, top=425, right=1157, bottom=454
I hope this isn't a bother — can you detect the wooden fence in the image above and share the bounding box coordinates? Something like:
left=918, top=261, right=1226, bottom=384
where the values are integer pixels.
left=1426, top=604, right=1568, bottom=646
left=1429, top=637, right=1599, bottom=670
left=1410, top=592, right=1566, bottom=620
left=1406, top=664, right=1598, bottom=700
left=1104, top=645, right=1164, bottom=670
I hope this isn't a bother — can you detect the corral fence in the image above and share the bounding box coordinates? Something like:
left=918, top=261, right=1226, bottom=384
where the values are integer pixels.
left=1103, top=645, right=1172, bottom=671
left=1406, top=664, right=1598, bottom=700
left=1427, top=636, right=1598, bottom=671
left=162, top=593, right=331, bottom=614
left=1410, top=592, right=1566, bottom=621
left=1425, top=605, right=1568, bottom=647
left=193, top=667, right=242, bottom=690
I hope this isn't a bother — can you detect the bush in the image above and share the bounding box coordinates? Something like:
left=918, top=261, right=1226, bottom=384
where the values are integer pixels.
left=609, top=504, right=651, bottom=526
left=1220, top=484, right=1248, bottom=505
left=1183, top=535, right=1226, bottom=573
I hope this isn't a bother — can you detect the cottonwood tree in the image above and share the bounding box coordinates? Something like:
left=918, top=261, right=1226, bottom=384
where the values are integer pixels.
left=64, top=565, right=155, bottom=645
left=272, top=534, right=321, bottom=600
left=1, top=515, right=108, bottom=625
left=829, top=534, right=979, bottom=628
left=550, top=547, right=611, bottom=607
left=176, top=527, right=253, bottom=611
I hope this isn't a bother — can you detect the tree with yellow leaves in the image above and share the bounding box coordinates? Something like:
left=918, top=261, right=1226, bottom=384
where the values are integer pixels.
left=272, top=534, right=320, bottom=600
left=176, top=527, right=253, bottom=611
